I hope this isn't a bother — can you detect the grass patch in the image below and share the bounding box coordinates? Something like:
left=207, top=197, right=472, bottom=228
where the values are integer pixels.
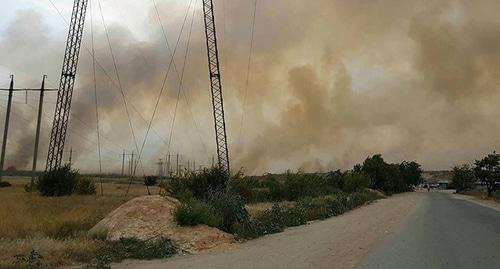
left=0, top=177, right=160, bottom=268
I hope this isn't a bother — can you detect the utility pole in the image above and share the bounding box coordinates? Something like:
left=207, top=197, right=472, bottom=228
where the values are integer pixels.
left=0, top=76, right=14, bottom=181
left=130, top=151, right=135, bottom=177
left=187, top=160, right=190, bottom=172
left=68, top=147, right=73, bottom=167
left=176, top=153, right=179, bottom=176
left=166, top=154, right=171, bottom=177
left=121, top=150, right=125, bottom=177
left=202, top=0, right=230, bottom=173
left=157, top=158, right=164, bottom=178
left=31, top=76, right=47, bottom=185
left=0, top=76, right=57, bottom=182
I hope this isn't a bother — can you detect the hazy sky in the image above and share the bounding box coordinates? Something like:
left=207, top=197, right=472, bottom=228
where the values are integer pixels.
left=1, top=0, right=500, bottom=175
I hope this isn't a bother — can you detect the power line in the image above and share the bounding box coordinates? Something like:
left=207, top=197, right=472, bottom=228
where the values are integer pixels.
left=237, top=0, right=259, bottom=150
left=153, top=0, right=209, bottom=159
left=90, top=0, right=104, bottom=194
left=96, top=0, right=145, bottom=177
left=46, top=0, right=170, bottom=149
left=137, top=0, right=195, bottom=169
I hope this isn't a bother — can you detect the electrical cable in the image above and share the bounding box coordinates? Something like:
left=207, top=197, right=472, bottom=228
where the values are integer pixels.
left=96, top=0, right=145, bottom=178
left=153, top=0, right=209, bottom=159
left=237, top=0, right=258, bottom=151
left=90, top=0, right=104, bottom=195
left=134, top=0, right=195, bottom=176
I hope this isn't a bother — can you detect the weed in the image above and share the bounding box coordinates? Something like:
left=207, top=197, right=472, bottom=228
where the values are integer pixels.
left=14, top=249, right=49, bottom=269
left=175, top=200, right=223, bottom=227
left=37, top=164, right=78, bottom=196
left=75, top=177, right=97, bottom=195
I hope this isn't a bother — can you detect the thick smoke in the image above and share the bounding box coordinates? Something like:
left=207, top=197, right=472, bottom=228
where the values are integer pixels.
left=1, top=0, right=500, bottom=174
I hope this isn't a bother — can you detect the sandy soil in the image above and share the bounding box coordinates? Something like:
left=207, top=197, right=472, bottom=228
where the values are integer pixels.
left=90, top=195, right=234, bottom=253
left=114, top=192, right=424, bottom=269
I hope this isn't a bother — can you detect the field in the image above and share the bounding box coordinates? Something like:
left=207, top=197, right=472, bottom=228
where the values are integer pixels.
left=0, top=176, right=159, bottom=268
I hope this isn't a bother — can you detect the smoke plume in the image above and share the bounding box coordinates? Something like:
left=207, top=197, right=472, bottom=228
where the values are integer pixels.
left=1, top=0, right=500, bottom=174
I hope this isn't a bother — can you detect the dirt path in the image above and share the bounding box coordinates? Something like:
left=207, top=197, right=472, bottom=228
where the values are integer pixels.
left=114, top=192, right=424, bottom=269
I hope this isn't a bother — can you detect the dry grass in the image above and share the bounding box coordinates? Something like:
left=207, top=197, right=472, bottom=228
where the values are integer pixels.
left=0, top=177, right=160, bottom=268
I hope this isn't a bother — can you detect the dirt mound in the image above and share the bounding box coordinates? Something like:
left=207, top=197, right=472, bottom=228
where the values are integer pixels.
left=89, top=195, right=234, bottom=253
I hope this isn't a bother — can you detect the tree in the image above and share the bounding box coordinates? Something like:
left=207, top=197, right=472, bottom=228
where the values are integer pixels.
left=37, top=164, right=78, bottom=196
left=362, top=154, right=388, bottom=191
left=144, top=176, right=158, bottom=186
left=452, top=164, right=476, bottom=193
left=400, top=161, right=423, bottom=187
left=474, top=152, right=500, bottom=197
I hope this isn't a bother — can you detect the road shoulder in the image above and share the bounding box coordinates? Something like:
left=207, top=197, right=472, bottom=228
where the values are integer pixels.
left=114, top=192, right=424, bottom=269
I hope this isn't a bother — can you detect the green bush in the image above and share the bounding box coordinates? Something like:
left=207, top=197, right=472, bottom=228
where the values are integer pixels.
left=144, top=176, right=158, bottom=187
left=75, top=177, right=96, bottom=195
left=230, top=177, right=261, bottom=203
left=265, top=176, right=286, bottom=201
left=105, top=238, right=176, bottom=261
left=174, top=199, right=222, bottom=228
left=235, top=191, right=380, bottom=240
left=206, top=190, right=249, bottom=233
left=0, top=181, right=11, bottom=188
left=283, top=172, right=330, bottom=200
left=343, top=172, right=369, bottom=193
left=164, top=167, right=229, bottom=200
left=326, top=170, right=346, bottom=190
left=37, top=164, right=78, bottom=196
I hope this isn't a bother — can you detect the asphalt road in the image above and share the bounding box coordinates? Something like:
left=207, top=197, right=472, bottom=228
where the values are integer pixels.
left=358, top=191, right=500, bottom=269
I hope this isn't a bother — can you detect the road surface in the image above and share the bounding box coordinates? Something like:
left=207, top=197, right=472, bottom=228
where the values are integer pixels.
left=359, top=191, right=500, bottom=269
left=114, top=192, right=500, bottom=269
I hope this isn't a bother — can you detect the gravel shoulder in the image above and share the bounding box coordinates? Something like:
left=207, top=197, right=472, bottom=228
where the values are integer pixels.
left=113, top=192, right=424, bottom=269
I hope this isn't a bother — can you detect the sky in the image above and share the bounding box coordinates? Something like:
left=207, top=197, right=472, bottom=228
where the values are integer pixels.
left=1, top=0, right=500, bottom=175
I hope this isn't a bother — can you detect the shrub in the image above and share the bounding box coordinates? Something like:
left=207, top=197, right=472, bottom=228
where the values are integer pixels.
left=14, top=249, right=47, bottom=269
left=229, top=177, right=260, bottom=203
left=104, top=238, right=177, bottom=261
left=37, top=164, right=79, bottom=196
left=175, top=190, right=249, bottom=233
left=326, top=170, right=346, bottom=190
left=175, top=199, right=222, bottom=228
left=265, top=176, right=286, bottom=202
left=144, top=176, right=158, bottom=187
left=164, top=167, right=229, bottom=200
left=75, top=177, right=96, bottom=195
left=235, top=191, right=380, bottom=240
left=0, top=181, right=11, bottom=188
left=343, top=172, right=369, bottom=193
left=283, top=172, right=330, bottom=201
left=206, top=190, right=249, bottom=233
left=452, top=164, right=476, bottom=193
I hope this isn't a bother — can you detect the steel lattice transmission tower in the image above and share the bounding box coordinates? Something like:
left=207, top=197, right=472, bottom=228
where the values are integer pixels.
left=46, top=0, right=89, bottom=171
left=202, top=0, right=230, bottom=173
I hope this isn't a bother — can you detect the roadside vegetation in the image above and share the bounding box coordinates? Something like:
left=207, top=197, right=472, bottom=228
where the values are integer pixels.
left=452, top=152, right=500, bottom=200
left=2, top=154, right=421, bottom=268
left=0, top=172, right=162, bottom=269
left=165, top=154, right=422, bottom=240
